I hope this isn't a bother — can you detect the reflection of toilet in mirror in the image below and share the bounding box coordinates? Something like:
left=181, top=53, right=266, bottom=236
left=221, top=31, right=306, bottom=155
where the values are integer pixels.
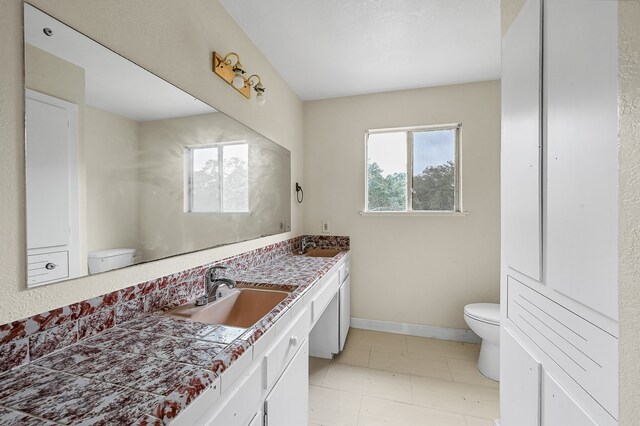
left=88, top=248, right=136, bottom=274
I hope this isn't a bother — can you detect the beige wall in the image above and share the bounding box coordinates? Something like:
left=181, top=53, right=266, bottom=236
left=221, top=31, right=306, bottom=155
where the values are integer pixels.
left=0, top=0, right=304, bottom=324
left=618, top=2, right=640, bottom=424
left=85, top=106, right=142, bottom=256
left=303, top=81, right=501, bottom=329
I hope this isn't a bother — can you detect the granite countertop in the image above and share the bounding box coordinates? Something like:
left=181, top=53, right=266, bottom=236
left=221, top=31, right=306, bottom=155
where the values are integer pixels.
left=0, top=250, right=347, bottom=426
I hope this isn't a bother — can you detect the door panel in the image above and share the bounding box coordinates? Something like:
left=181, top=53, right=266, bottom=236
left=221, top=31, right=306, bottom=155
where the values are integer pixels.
left=543, top=372, right=597, bottom=426
left=544, top=0, right=618, bottom=320
left=501, top=328, right=541, bottom=426
left=26, top=96, right=71, bottom=249
left=501, top=0, right=542, bottom=281
left=265, top=340, right=308, bottom=426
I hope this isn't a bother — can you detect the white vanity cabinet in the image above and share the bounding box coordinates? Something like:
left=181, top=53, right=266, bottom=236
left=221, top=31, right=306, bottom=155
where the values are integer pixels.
left=309, top=254, right=351, bottom=358
left=501, top=0, right=619, bottom=424
left=173, top=253, right=349, bottom=426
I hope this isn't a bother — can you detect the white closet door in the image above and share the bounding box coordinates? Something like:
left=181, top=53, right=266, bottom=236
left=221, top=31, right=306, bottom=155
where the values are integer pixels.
left=544, top=0, right=618, bottom=320
left=501, top=0, right=542, bottom=281
left=543, top=372, right=598, bottom=426
left=25, top=95, right=71, bottom=249
left=500, top=328, right=541, bottom=426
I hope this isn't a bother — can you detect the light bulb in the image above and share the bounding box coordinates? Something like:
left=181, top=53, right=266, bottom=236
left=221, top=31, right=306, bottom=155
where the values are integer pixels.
left=255, top=91, right=266, bottom=105
left=232, top=72, right=245, bottom=89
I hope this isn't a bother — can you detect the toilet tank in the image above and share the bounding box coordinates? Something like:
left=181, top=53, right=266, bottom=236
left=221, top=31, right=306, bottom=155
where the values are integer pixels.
left=88, top=248, right=136, bottom=274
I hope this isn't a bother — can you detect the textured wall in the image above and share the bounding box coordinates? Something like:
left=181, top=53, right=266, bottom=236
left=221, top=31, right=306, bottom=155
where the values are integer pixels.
left=0, top=0, right=304, bottom=324
left=303, top=81, right=501, bottom=329
left=618, top=2, right=640, bottom=424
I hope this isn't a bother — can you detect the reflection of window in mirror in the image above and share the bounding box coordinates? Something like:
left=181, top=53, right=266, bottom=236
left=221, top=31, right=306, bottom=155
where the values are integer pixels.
left=186, top=143, right=249, bottom=213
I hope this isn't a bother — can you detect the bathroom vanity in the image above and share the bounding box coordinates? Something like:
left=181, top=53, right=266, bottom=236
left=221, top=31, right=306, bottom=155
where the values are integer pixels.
left=172, top=250, right=351, bottom=425
left=0, top=237, right=351, bottom=425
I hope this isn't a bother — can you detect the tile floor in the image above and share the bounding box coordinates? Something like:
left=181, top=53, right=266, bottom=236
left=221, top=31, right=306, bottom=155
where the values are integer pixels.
left=308, top=328, right=499, bottom=426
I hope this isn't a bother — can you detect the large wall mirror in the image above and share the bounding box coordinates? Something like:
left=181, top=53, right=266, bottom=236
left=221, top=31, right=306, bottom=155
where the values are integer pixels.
left=23, top=4, right=291, bottom=288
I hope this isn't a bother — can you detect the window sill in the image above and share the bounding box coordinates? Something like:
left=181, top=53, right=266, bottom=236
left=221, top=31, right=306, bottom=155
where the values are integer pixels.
left=359, top=210, right=469, bottom=217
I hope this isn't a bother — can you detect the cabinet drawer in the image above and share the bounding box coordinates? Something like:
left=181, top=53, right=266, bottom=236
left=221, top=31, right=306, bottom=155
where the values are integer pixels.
left=28, top=251, right=69, bottom=286
left=263, top=307, right=310, bottom=390
left=311, top=272, right=340, bottom=324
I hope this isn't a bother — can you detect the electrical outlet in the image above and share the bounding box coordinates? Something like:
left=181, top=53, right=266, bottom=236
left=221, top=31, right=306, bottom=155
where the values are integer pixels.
left=321, top=221, right=330, bottom=233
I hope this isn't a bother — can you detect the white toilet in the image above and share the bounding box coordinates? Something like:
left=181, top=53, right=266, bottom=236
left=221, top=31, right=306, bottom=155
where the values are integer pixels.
left=464, top=303, right=500, bottom=381
left=88, top=248, right=136, bottom=274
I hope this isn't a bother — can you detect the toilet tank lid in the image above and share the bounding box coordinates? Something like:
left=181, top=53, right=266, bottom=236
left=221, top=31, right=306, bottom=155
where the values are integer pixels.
left=464, top=303, right=500, bottom=323
left=88, top=248, right=136, bottom=258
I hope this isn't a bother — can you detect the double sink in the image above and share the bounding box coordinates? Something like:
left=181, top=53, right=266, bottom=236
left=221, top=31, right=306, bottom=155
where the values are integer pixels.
left=164, top=248, right=342, bottom=328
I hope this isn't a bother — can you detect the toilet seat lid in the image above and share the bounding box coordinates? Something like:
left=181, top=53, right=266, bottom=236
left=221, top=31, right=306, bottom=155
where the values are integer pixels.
left=464, top=303, right=500, bottom=325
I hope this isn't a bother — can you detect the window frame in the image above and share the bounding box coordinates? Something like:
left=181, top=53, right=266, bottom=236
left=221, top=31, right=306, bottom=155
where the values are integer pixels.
left=184, top=141, right=250, bottom=214
left=363, top=123, right=463, bottom=214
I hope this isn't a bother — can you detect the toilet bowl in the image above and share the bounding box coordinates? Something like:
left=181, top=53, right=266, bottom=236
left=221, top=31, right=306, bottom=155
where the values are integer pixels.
left=464, top=303, right=500, bottom=381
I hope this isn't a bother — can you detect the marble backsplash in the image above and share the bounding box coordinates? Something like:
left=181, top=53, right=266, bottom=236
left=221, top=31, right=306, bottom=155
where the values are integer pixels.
left=0, top=235, right=349, bottom=373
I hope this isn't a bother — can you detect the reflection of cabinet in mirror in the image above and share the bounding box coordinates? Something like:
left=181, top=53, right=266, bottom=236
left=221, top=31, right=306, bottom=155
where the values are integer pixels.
left=25, top=89, right=81, bottom=287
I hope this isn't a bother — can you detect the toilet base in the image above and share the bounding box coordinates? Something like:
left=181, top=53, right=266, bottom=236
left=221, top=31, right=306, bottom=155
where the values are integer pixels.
left=477, top=339, right=500, bottom=381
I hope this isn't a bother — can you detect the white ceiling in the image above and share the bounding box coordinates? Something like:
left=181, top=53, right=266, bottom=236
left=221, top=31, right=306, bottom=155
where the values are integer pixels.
left=220, top=0, right=501, bottom=101
left=25, top=4, right=215, bottom=121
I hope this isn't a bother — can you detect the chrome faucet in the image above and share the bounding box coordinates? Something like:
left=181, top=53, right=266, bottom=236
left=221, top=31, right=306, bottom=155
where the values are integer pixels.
left=195, top=265, right=236, bottom=306
left=299, top=237, right=317, bottom=255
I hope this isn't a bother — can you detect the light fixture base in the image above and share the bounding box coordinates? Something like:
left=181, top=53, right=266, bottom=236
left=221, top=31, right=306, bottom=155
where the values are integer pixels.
left=212, top=52, right=251, bottom=99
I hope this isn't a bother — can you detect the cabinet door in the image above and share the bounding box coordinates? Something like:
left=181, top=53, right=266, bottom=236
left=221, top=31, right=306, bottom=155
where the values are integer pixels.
left=339, top=275, right=351, bottom=351
left=543, top=372, right=597, bottom=426
left=264, top=340, right=309, bottom=426
left=501, top=0, right=542, bottom=281
left=500, top=328, right=541, bottom=426
left=544, top=0, right=619, bottom=320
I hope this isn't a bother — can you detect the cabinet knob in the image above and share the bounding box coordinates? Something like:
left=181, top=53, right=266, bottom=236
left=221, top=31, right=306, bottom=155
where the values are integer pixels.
left=289, top=336, right=298, bottom=347
left=45, top=263, right=56, bottom=270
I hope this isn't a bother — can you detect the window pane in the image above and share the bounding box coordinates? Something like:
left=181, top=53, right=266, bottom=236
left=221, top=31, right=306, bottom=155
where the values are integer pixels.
left=222, top=144, right=249, bottom=212
left=191, top=146, right=220, bottom=212
left=367, top=132, right=407, bottom=211
left=412, top=129, right=456, bottom=211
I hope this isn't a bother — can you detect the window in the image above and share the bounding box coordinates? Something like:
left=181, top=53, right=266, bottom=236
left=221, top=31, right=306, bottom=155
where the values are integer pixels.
left=186, top=142, right=249, bottom=213
left=365, top=124, right=461, bottom=212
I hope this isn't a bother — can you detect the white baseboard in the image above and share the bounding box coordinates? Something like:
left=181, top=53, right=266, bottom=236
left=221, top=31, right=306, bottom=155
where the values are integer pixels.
left=350, top=317, right=481, bottom=344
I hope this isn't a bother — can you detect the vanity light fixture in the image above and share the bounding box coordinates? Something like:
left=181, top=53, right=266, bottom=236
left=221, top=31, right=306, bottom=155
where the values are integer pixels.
left=212, top=52, right=266, bottom=105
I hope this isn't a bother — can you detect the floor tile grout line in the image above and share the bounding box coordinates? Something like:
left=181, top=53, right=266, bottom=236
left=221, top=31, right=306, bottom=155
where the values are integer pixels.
left=332, top=351, right=499, bottom=390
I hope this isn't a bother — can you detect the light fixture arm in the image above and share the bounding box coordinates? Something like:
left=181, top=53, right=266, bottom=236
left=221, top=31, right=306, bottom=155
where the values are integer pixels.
left=246, top=74, right=262, bottom=88
left=222, top=52, right=241, bottom=66
left=212, top=51, right=266, bottom=104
